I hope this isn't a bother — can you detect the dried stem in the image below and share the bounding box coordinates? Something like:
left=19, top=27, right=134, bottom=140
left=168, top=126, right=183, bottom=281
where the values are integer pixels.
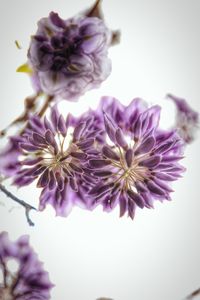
left=0, top=183, right=36, bottom=226
left=185, top=287, right=200, bottom=299
left=86, top=0, right=103, bottom=19
left=38, top=95, right=54, bottom=117
left=0, top=93, right=54, bottom=138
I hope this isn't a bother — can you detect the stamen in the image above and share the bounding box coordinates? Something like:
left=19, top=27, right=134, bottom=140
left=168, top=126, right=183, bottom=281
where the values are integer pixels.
left=108, top=145, right=149, bottom=194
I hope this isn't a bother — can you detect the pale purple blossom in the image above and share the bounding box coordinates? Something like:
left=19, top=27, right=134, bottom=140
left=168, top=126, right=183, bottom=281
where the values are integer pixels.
left=167, top=93, right=199, bottom=143
left=0, top=136, right=22, bottom=177
left=0, top=232, right=53, bottom=299
left=28, top=11, right=112, bottom=101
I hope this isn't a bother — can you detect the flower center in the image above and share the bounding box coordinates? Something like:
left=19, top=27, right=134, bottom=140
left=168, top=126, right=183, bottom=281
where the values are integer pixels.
left=110, top=147, right=149, bottom=193
left=39, top=131, right=83, bottom=176
left=42, top=137, right=73, bottom=169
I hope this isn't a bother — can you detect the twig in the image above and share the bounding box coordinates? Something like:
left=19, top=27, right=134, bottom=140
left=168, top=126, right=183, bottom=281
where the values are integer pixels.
left=0, top=93, right=54, bottom=138
left=38, top=95, right=54, bottom=117
left=86, top=0, right=103, bottom=19
left=0, top=93, right=40, bottom=137
left=185, top=287, right=200, bottom=299
left=0, top=183, right=36, bottom=226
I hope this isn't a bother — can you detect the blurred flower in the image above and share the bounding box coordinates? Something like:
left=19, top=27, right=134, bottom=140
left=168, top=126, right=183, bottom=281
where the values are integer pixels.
left=167, top=93, right=199, bottom=143
left=27, top=8, right=112, bottom=101
left=89, top=98, right=185, bottom=219
left=0, top=136, right=22, bottom=177
left=7, top=106, right=100, bottom=216
left=0, top=232, right=53, bottom=299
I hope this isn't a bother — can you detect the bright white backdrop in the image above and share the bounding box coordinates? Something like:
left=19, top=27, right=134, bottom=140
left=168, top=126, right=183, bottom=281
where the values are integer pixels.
left=0, top=1, right=200, bottom=299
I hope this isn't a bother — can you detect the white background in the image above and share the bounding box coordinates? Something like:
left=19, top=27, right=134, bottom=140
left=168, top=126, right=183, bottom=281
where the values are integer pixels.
left=0, top=1, right=200, bottom=299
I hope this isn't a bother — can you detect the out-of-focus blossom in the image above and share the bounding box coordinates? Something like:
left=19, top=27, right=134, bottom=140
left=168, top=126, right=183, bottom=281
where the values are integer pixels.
left=7, top=106, right=101, bottom=216
left=28, top=9, right=112, bottom=101
left=0, top=136, right=22, bottom=177
left=167, top=93, right=199, bottom=144
left=0, top=232, right=53, bottom=299
left=89, top=97, right=185, bottom=219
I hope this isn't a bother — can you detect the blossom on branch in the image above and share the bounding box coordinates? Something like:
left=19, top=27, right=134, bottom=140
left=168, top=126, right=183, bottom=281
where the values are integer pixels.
left=167, top=93, right=199, bottom=144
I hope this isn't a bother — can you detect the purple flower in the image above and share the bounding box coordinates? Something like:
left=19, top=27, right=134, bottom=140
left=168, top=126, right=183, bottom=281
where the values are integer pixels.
left=89, top=97, right=185, bottom=219
left=0, top=136, right=22, bottom=177
left=28, top=11, right=112, bottom=101
left=167, top=93, right=199, bottom=143
left=0, top=232, right=53, bottom=299
left=9, top=106, right=100, bottom=216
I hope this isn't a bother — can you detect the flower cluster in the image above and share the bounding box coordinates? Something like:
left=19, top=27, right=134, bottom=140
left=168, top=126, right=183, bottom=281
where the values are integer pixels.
left=167, top=94, right=199, bottom=144
left=0, top=97, right=185, bottom=219
left=0, top=232, right=53, bottom=299
left=28, top=10, right=112, bottom=100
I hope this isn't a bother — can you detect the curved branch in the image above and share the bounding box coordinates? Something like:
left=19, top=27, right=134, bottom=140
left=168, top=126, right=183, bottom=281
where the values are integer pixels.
left=0, top=183, right=36, bottom=226
left=185, top=287, right=200, bottom=299
left=38, top=95, right=54, bottom=117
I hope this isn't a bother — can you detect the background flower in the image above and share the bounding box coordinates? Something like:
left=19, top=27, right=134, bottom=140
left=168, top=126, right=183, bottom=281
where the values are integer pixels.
left=167, top=93, right=199, bottom=143
left=0, top=232, right=53, bottom=299
left=28, top=9, right=112, bottom=101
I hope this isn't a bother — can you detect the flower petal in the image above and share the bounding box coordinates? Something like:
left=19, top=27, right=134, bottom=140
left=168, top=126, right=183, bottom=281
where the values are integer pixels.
left=115, top=128, right=128, bottom=149
left=89, top=159, right=111, bottom=168
left=127, top=189, right=145, bottom=208
left=135, top=136, right=155, bottom=155
left=139, top=155, right=161, bottom=168
left=37, top=169, right=49, bottom=188
left=125, top=149, right=133, bottom=168
left=147, top=180, right=166, bottom=196
left=102, top=145, right=119, bottom=161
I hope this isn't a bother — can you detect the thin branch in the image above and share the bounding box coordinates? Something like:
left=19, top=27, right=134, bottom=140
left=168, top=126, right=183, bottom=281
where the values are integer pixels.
left=38, top=95, right=54, bottom=117
left=86, top=0, right=103, bottom=19
left=185, top=287, right=200, bottom=299
left=0, top=93, right=40, bottom=137
left=0, top=94, right=54, bottom=139
left=0, top=183, right=36, bottom=226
